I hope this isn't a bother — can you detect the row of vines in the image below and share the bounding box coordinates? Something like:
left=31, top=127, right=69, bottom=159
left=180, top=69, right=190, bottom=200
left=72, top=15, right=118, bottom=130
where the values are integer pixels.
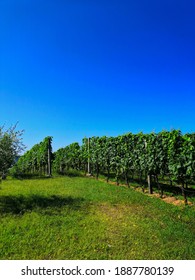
left=53, top=130, right=195, bottom=203
left=12, top=136, right=52, bottom=177
left=12, top=130, right=195, bottom=203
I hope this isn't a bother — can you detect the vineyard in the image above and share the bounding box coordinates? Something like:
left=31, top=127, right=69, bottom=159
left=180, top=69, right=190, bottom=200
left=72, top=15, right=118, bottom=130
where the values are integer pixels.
left=1, top=129, right=195, bottom=259
left=11, top=130, right=195, bottom=204
left=11, top=136, right=53, bottom=177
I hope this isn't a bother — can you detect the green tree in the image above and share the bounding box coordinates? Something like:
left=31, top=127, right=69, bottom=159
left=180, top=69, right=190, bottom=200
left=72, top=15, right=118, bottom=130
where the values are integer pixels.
left=0, top=124, right=25, bottom=178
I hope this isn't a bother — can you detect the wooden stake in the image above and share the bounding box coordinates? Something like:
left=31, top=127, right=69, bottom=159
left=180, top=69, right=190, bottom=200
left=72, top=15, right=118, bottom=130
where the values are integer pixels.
left=148, top=174, right=153, bottom=194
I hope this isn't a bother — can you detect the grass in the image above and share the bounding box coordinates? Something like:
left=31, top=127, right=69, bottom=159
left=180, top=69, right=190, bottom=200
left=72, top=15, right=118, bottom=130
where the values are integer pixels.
left=0, top=176, right=194, bottom=260
left=98, top=172, right=195, bottom=205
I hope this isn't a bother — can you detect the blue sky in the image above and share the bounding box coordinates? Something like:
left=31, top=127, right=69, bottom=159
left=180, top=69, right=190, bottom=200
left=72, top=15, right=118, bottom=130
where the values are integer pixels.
left=0, top=0, right=195, bottom=152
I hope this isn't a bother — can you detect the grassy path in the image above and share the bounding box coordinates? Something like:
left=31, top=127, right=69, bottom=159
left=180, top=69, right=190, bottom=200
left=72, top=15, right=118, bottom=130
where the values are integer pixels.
left=0, top=176, right=194, bottom=259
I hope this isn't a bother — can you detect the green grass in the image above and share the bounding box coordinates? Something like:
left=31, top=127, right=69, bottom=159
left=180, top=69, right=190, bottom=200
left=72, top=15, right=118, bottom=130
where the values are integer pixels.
left=0, top=176, right=194, bottom=260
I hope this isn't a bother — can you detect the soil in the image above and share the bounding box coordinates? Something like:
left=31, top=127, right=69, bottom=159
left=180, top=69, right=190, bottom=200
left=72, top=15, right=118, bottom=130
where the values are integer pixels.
left=97, top=177, right=193, bottom=206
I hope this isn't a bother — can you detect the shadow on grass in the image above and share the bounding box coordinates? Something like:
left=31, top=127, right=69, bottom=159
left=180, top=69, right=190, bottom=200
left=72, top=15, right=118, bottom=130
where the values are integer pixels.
left=57, top=170, right=84, bottom=177
left=115, top=175, right=195, bottom=198
left=11, top=174, right=53, bottom=180
left=0, top=195, right=85, bottom=215
left=150, top=182, right=195, bottom=198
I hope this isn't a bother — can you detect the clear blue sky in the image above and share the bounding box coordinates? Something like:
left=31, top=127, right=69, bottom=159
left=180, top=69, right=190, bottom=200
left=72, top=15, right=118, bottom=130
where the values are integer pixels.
left=0, top=0, right=195, bottom=152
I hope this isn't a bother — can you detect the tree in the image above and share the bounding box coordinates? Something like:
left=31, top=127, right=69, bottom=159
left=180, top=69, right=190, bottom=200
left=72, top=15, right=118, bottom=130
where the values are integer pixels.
left=0, top=124, right=25, bottom=178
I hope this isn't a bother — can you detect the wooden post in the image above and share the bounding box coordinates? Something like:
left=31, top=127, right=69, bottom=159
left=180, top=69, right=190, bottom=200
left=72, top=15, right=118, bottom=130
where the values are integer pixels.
left=182, top=182, right=188, bottom=205
left=148, top=174, right=153, bottom=194
left=48, top=138, right=52, bottom=177
left=87, top=137, right=91, bottom=176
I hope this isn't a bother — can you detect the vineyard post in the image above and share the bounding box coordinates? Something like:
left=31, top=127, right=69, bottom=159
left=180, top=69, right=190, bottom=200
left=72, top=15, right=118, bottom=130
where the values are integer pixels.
left=144, top=139, right=153, bottom=194
left=48, top=137, right=52, bottom=177
left=87, top=137, right=91, bottom=175
left=148, top=174, right=153, bottom=194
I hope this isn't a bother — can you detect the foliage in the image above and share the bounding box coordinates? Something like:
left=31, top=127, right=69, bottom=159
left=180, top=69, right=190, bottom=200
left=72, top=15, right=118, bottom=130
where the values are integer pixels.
left=0, top=124, right=25, bottom=177
left=11, top=136, right=52, bottom=177
left=11, top=129, right=195, bottom=201
left=53, top=142, right=81, bottom=174
left=52, top=130, right=195, bottom=201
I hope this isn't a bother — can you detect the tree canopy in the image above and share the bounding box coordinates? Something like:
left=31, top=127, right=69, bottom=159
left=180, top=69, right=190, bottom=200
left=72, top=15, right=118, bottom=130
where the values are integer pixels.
left=0, top=124, right=25, bottom=177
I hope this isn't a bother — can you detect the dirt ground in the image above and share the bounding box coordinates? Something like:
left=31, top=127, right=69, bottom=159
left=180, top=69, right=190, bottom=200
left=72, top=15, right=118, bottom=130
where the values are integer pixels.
left=97, top=177, right=193, bottom=206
